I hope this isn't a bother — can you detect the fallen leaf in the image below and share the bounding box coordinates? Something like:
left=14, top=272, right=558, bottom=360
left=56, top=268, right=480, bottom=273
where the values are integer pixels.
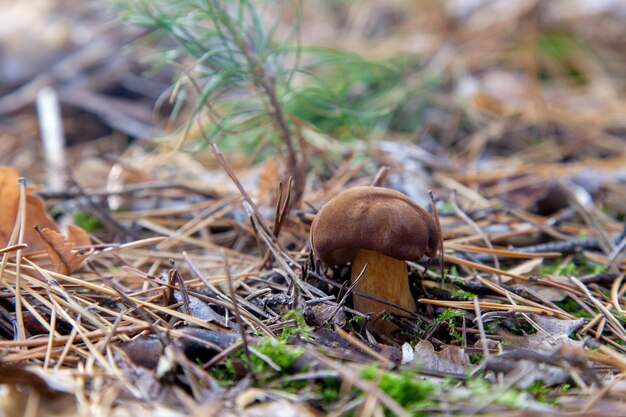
left=311, top=303, right=347, bottom=327
left=0, top=363, right=74, bottom=396
left=121, top=328, right=239, bottom=370
left=411, top=340, right=471, bottom=376
left=508, top=258, right=569, bottom=301
left=36, top=227, right=87, bottom=275
left=0, top=167, right=20, bottom=245
left=0, top=167, right=91, bottom=273
left=173, top=291, right=225, bottom=324
left=0, top=167, right=60, bottom=253
left=237, top=394, right=320, bottom=417
left=24, top=193, right=60, bottom=253
left=524, top=314, right=585, bottom=351
left=66, top=224, right=90, bottom=248
left=0, top=363, right=76, bottom=417
left=486, top=314, right=586, bottom=388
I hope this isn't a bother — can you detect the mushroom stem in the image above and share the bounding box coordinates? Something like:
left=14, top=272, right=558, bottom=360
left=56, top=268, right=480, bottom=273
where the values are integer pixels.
left=350, top=249, right=416, bottom=335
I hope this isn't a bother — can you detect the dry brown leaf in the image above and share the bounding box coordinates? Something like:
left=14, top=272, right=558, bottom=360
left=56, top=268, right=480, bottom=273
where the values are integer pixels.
left=173, top=292, right=224, bottom=324
left=36, top=227, right=88, bottom=275
left=0, top=167, right=20, bottom=245
left=525, top=314, right=585, bottom=351
left=237, top=393, right=321, bottom=417
left=67, top=224, right=90, bottom=248
left=0, top=363, right=76, bottom=417
left=311, top=303, right=347, bottom=327
left=0, top=166, right=91, bottom=273
left=0, top=363, right=74, bottom=396
left=0, top=166, right=58, bottom=253
left=24, top=193, right=60, bottom=253
left=489, top=315, right=586, bottom=388
left=409, top=340, right=471, bottom=376
left=243, top=400, right=321, bottom=417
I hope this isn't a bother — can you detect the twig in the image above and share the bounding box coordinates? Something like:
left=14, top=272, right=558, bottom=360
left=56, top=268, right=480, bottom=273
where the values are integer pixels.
left=307, top=270, right=414, bottom=316
left=451, top=190, right=501, bottom=283
left=60, top=87, right=162, bottom=140
left=36, top=181, right=216, bottom=200
left=0, top=29, right=143, bottom=114
left=36, top=87, right=66, bottom=191
left=325, top=263, right=368, bottom=326
left=418, top=298, right=569, bottom=317
left=202, top=136, right=285, bottom=253
left=203, top=340, right=244, bottom=370
left=14, top=177, right=27, bottom=342
left=273, top=178, right=292, bottom=238
left=570, top=276, right=626, bottom=340
left=472, top=275, right=573, bottom=318
left=370, top=166, right=390, bottom=187
left=443, top=253, right=582, bottom=294
left=67, top=174, right=138, bottom=240
left=241, top=199, right=314, bottom=299
left=334, top=326, right=394, bottom=368
left=262, top=178, right=292, bottom=267
left=473, top=297, right=490, bottom=360
left=608, top=233, right=626, bottom=272
left=429, top=190, right=445, bottom=287
left=169, top=260, right=191, bottom=316
left=222, top=251, right=256, bottom=381
left=560, top=178, right=614, bottom=255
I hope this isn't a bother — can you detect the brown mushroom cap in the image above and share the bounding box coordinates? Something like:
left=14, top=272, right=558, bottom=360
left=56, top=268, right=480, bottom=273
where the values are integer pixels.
left=310, top=186, right=440, bottom=266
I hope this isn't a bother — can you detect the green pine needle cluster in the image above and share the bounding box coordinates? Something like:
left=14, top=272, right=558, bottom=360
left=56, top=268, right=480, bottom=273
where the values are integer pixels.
left=115, top=0, right=436, bottom=153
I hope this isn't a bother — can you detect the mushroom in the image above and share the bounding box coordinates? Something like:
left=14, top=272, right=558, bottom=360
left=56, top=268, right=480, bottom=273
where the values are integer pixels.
left=310, top=186, right=440, bottom=335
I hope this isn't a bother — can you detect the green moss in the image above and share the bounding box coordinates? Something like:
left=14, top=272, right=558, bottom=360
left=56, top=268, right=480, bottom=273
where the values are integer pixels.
left=467, top=378, right=524, bottom=408
left=433, top=308, right=465, bottom=343
left=208, top=336, right=305, bottom=386
left=449, top=275, right=464, bottom=286
left=525, top=380, right=560, bottom=405
left=359, top=365, right=434, bottom=414
left=317, top=377, right=341, bottom=402
left=496, top=389, right=525, bottom=407
left=541, top=260, right=579, bottom=276
left=537, top=32, right=585, bottom=83
left=469, top=353, right=482, bottom=364
left=73, top=210, right=104, bottom=232
left=208, top=361, right=236, bottom=385
left=451, top=290, right=477, bottom=300
left=541, top=258, right=607, bottom=277
left=434, top=308, right=464, bottom=323
left=555, top=297, right=593, bottom=318
left=448, top=266, right=460, bottom=278
left=254, top=338, right=305, bottom=371
left=280, top=310, right=313, bottom=341
left=538, top=32, right=580, bottom=60
left=614, top=312, right=626, bottom=325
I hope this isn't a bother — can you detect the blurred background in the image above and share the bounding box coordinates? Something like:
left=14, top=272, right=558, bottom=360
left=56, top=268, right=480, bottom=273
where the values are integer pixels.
left=0, top=0, right=624, bottom=206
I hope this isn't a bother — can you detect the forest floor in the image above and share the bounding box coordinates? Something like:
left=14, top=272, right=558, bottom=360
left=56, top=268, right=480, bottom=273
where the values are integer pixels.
left=0, top=1, right=625, bottom=416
